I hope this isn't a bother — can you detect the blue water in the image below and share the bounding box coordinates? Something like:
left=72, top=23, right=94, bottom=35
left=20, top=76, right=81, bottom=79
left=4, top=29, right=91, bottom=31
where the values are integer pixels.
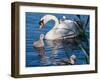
left=26, top=12, right=89, bottom=67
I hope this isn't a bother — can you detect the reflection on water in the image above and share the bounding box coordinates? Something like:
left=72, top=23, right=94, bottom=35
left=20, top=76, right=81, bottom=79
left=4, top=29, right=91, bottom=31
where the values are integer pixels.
left=42, top=38, right=77, bottom=65
left=46, top=38, right=77, bottom=57
left=28, top=37, right=88, bottom=66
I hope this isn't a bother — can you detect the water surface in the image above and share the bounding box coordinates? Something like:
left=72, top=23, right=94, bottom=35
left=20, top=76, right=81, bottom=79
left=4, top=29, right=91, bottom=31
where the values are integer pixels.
left=26, top=12, right=89, bottom=67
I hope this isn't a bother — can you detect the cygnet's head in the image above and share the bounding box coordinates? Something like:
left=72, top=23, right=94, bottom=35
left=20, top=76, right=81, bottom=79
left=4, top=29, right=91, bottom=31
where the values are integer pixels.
left=62, top=16, right=66, bottom=19
left=40, top=34, right=45, bottom=40
left=70, top=55, right=76, bottom=60
left=59, top=16, right=66, bottom=23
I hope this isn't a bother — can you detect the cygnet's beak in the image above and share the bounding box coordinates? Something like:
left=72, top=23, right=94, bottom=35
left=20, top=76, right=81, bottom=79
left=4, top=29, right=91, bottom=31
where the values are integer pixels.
left=39, top=20, right=44, bottom=29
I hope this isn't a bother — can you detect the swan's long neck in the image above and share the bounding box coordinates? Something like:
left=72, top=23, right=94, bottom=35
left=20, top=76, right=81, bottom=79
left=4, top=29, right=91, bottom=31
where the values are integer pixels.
left=42, top=15, right=59, bottom=29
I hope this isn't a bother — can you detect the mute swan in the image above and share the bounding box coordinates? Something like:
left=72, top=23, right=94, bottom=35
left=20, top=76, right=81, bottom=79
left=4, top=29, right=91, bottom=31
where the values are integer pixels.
left=39, top=15, right=79, bottom=40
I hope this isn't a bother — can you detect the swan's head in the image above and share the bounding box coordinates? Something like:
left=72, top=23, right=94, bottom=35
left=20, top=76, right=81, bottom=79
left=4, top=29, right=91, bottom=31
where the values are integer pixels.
left=39, top=15, right=49, bottom=29
left=39, top=15, right=58, bottom=29
left=70, top=55, right=76, bottom=60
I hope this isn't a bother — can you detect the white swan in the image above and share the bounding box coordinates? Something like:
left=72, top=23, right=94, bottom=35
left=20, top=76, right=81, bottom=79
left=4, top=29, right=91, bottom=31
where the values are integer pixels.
left=39, top=15, right=79, bottom=40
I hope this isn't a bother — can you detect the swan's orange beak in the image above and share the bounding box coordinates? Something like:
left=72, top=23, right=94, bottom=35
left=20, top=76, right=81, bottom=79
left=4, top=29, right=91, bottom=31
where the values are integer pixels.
left=39, top=20, right=44, bottom=29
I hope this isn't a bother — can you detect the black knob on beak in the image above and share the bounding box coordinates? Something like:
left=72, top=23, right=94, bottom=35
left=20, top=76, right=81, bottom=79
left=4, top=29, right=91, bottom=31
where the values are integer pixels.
left=39, top=20, right=44, bottom=25
left=39, top=20, right=44, bottom=29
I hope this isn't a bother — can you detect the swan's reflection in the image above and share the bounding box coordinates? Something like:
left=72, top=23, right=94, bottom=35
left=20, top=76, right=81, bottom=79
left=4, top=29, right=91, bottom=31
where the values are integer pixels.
left=33, top=34, right=78, bottom=65
left=45, top=37, right=77, bottom=65
left=46, top=39, right=63, bottom=54
left=45, top=39, right=63, bottom=65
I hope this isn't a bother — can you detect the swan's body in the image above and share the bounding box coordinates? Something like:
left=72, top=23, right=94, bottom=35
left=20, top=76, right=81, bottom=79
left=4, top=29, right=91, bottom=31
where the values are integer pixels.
left=33, top=34, right=44, bottom=48
left=39, top=15, right=79, bottom=40
left=56, top=20, right=79, bottom=38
